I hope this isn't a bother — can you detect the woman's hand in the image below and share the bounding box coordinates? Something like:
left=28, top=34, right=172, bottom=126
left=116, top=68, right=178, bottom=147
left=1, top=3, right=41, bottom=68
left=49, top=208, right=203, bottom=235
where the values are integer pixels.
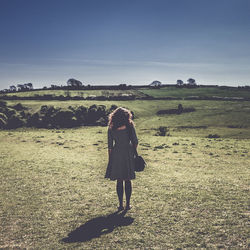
left=108, top=149, right=112, bottom=156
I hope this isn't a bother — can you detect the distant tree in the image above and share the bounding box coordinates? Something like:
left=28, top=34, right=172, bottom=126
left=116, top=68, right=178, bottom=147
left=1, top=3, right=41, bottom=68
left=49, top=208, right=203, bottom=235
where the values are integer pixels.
left=17, top=84, right=24, bottom=91
left=23, top=84, right=29, bottom=90
left=187, top=78, right=196, bottom=85
left=9, top=85, right=17, bottom=91
left=118, top=84, right=127, bottom=90
left=67, top=78, right=83, bottom=88
left=51, top=84, right=60, bottom=89
left=17, top=83, right=33, bottom=91
left=26, top=83, right=33, bottom=90
left=149, top=81, right=162, bottom=87
left=176, top=80, right=184, bottom=86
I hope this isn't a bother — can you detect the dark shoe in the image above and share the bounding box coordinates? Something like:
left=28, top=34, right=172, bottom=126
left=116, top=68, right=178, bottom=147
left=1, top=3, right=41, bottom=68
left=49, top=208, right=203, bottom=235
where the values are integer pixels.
left=117, top=206, right=124, bottom=211
left=125, top=205, right=132, bottom=210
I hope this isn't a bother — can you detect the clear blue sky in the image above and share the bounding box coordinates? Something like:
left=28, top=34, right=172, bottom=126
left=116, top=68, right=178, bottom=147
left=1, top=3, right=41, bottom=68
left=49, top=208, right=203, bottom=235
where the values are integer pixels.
left=0, top=0, right=250, bottom=89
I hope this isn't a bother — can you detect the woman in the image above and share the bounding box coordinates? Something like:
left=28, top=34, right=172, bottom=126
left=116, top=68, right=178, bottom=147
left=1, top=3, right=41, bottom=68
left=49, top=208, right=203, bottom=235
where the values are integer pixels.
left=105, top=107, right=138, bottom=210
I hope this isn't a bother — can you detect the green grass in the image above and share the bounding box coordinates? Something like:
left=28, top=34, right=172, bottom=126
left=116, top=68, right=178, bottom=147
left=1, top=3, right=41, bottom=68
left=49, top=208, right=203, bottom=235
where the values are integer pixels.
left=2, top=89, right=146, bottom=98
left=140, top=86, right=250, bottom=99
left=0, top=127, right=249, bottom=248
left=1, top=99, right=250, bottom=248
left=3, top=86, right=250, bottom=100
left=6, top=99, right=250, bottom=138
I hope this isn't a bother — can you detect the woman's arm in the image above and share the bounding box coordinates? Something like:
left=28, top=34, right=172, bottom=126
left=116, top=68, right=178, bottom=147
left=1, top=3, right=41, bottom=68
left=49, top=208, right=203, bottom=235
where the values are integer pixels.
left=131, top=125, right=138, bottom=147
left=108, top=128, right=113, bottom=155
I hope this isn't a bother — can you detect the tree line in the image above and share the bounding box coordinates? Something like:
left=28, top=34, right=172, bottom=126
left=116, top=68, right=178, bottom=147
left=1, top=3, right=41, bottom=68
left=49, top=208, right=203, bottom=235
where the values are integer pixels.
left=0, top=100, right=134, bottom=129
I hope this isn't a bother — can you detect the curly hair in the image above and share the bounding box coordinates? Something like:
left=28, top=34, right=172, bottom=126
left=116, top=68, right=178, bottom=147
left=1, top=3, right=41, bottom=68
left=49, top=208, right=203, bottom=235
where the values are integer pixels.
left=108, top=107, right=134, bottom=130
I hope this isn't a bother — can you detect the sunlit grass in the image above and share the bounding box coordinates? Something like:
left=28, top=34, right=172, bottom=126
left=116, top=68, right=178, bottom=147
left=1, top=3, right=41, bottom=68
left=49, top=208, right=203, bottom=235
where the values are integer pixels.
left=1, top=99, right=250, bottom=248
left=140, top=86, right=250, bottom=99
left=0, top=126, right=249, bottom=248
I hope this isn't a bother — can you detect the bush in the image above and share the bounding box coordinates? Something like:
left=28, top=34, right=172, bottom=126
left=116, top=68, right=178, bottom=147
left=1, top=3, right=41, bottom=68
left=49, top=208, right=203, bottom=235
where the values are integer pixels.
left=155, top=126, right=170, bottom=136
left=12, top=103, right=26, bottom=111
left=109, top=105, right=118, bottom=112
left=178, top=104, right=183, bottom=112
left=0, top=112, right=8, bottom=129
left=0, top=103, right=128, bottom=129
left=157, top=104, right=195, bottom=115
left=53, top=110, right=76, bottom=128
left=74, top=106, right=88, bottom=125
left=0, top=100, right=7, bottom=108
left=3, top=108, right=17, bottom=118
left=6, top=114, right=25, bottom=129
left=87, top=105, right=98, bottom=125
left=19, top=110, right=29, bottom=119
left=96, top=117, right=107, bottom=126
left=27, top=113, right=40, bottom=127
left=39, top=106, right=60, bottom=128
left=207, top=134, right=220, bottom=138
left=40, top=105, right=49, bottom=114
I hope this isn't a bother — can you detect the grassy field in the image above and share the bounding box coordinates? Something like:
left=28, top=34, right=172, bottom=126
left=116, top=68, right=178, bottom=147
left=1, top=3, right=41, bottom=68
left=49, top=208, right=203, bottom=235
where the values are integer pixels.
left=2, top=86, right=250, bottom=100
left=6, top=99, right=250, bottom=138
left=140, top=86, right=250, bottom=99
left=2, top=89, right=147, bottom=98
left=1, top=99, right=250, bottom=248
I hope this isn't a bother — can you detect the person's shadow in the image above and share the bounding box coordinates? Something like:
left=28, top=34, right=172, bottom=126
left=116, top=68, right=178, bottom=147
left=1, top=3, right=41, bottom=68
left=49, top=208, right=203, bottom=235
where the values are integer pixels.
left=62, top=210, right=134, bottom=243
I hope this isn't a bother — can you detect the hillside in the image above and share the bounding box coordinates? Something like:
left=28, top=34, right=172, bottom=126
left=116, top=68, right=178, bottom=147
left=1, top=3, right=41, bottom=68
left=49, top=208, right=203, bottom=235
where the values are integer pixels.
left=139, top=86, right=250, bottom=99
left=2, top=99, right=250, bottom=139
left=1, top=86, right=250, bottom=100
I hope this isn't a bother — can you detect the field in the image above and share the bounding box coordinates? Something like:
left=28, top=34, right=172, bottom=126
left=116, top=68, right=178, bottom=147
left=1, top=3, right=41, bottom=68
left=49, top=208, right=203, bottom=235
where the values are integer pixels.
left=2, top=89, right=147, bottom=98
left=2, top=86, right=250, bottom=100
left=1, top=97, right=250, bottom=248
left=140, top=86, right=250, bottom=99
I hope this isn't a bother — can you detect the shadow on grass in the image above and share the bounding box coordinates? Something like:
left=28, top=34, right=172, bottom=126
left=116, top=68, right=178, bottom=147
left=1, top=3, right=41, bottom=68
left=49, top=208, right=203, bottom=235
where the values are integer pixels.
left=62, top=210, right=134, bottom=243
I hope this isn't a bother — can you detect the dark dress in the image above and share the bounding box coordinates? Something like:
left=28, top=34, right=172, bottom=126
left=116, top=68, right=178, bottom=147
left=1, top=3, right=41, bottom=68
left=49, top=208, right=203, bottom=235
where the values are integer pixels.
left=105, top=125, right=138, bottom=180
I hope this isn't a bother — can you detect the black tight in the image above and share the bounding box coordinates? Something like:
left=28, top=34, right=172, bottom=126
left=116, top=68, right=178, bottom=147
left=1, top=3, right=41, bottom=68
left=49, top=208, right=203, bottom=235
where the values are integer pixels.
left=116, top=180, right=123, bottom=207
left=116, top=180, right=132, bottom=207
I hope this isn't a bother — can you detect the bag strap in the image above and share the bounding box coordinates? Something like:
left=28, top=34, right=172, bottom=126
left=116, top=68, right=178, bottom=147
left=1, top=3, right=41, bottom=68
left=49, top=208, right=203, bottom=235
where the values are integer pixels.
left=127, top=124, right=138, bottom=157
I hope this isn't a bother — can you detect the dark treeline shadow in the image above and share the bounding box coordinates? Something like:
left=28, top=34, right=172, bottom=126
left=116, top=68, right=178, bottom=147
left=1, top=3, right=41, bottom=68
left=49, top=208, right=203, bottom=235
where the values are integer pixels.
left=62, top=210, right=134, bottom=243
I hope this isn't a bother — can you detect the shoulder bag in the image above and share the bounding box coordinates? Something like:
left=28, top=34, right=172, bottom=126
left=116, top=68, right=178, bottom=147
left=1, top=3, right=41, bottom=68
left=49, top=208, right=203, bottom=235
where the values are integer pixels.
left=127, top=125, right=146, bottom=172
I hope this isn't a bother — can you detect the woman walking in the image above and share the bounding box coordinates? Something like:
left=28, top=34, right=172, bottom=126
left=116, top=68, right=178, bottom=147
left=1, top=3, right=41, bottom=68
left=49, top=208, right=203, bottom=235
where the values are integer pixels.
left=105, top=107, right=138, bottom=211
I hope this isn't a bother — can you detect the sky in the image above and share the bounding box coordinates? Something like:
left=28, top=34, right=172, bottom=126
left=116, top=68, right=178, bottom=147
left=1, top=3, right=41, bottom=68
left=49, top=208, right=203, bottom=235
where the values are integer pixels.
left=0, top=0, right=250, bottom=89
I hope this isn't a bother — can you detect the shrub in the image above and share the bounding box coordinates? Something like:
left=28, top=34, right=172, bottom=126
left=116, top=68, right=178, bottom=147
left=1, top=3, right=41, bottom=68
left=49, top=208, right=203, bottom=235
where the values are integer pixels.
left=87, top=105, right=98, bottom=125
left=40, top=105, right=49, bottom=114
left=3, top=108, right=17, bottom=118
left=27, top=113, right=40, bottom=127
left=0, top=103, right=130, bottom=129
left=53, top=110, right=76, bottom=128
left=96, top=105, right=107, bottom=117
left=178, top=104, right=183, bottom=112
left=155, top=126, right=170, bottom=136
left=12, top=103, right=26, bottom=111
left=109, top=105, right=118, bottom=112
left=19, top=110, right=30, bottom=119
left=6, top=114, right=25, bottom=129
left=0, top=100, right=7, bottom=108
left=157, top=105, right=195, bottom=115
left=0, top=112, right=8, bottom=129
left=39, top=106, right=60, bottom=128
left=74, top=106, right=88, bottom=125
left=207, top=134, right=220, bottom=138
left=0, top=107, right=7, bottom=114
left=96, top=117, right=107, bottom=126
